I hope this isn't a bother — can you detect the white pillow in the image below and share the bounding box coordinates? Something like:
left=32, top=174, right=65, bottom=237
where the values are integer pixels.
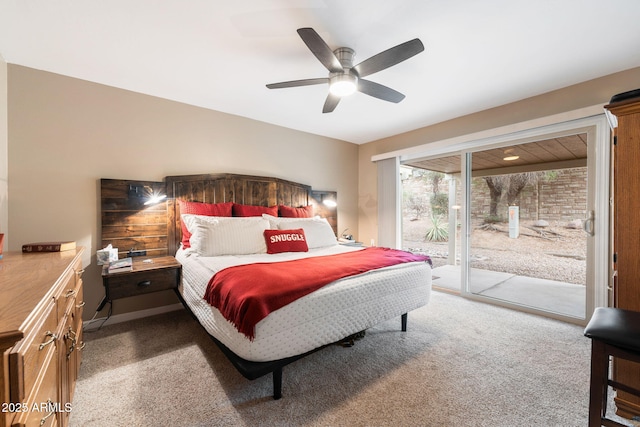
left=183, top=215, right=270, bottom=256
left=181, top=214, right=223, bottom=232
left=262, top=213, right=321, bottom=229
left=278, top=218, right=337, bottom=249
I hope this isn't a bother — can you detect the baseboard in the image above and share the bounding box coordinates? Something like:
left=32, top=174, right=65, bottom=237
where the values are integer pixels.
left=83, top=303, right=184, bottom=331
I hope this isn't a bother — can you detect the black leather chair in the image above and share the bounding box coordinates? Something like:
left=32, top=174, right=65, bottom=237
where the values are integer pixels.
left=584, top=307, right=640, bottom=427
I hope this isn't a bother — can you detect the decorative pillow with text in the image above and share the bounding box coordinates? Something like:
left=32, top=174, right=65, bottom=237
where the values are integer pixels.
left=263, top=228, right=309, bottom=254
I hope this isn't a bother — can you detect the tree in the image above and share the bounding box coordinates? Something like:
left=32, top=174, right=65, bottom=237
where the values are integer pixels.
left=423, top=171, right=447, bottom=216
left=426, top=171, right=443, bottom=195
left=483, top=176, right=505, bottom=218
left=406, top=195, right=428, bottom=220
left=483, top=172, right=556, bottom=218
left=505, top=172, right=539, bottom=205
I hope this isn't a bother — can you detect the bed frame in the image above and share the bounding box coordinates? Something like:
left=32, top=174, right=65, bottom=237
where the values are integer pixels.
left=164, top=172, right=408, bottom=399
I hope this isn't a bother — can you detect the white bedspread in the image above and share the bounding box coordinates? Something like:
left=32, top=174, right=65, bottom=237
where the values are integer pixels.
left=176, top=245, right=431, bottom=362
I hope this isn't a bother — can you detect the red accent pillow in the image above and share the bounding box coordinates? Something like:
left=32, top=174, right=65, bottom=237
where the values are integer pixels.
left=178, top=200, right=233, bottom=248
left=279, top=205, right=314, bottom=218
left=263, top=229, right=309, bottom=254
left=233, top=204, right=278, bottom=217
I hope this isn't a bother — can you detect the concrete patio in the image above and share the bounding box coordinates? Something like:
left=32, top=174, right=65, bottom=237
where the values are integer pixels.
left=431, top=264, right=586, bottom=319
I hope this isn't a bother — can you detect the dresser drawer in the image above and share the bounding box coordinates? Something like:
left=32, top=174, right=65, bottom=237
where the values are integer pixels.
left=55, top=258, right=84, bottom=325
left=8, top=301, right=57, bottom=403
left=72, top=283, right=84, bottom=330
left=0, top=248, right=84, bottom=427
left=11, top=348, right=59, bottom=427
left=106, top=268, right=179, bottom=300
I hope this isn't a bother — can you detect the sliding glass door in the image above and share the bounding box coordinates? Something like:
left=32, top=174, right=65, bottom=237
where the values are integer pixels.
left=466, top=138, right=589, bottom=319
left=401, top=158, right=462, bottom=295
left=401, top=115, right=610, bottom=324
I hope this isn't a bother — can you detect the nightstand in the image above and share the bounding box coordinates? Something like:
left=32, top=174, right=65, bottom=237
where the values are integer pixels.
left=97, top=255, right=181, bottom=311
left=339, top=240, right=364, bottom=247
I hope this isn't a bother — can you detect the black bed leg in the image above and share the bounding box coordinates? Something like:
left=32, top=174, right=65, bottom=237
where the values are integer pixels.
left=401, top=313, right=408, bottom=332
left=273, top=368, right=283, bottom=400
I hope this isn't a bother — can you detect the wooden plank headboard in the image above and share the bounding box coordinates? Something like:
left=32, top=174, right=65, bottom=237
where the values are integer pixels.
left=165, top=173, right=334, bottom=255
left=100, top=173, right=337, bottom=258
left=100, top=178, right=169, bottom=258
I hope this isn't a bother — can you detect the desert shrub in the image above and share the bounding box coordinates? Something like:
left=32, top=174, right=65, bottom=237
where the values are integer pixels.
left=425, top=215, right=449, bottom=242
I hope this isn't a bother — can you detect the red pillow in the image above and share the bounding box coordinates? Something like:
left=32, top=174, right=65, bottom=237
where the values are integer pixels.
left=233, top=203, right=278, bottom=217
left=178, top=200, right=233, bottom=248
left=263, top=229, right=309, bottom=254
left=279, top=205, right=314, bottom=218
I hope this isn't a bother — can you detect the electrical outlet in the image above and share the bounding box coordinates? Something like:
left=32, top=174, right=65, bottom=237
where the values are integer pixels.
left=128, top=250, right=147, bottom=257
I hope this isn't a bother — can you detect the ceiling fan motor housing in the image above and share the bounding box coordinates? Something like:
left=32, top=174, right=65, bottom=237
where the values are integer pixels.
left=334, top=47, right=356, bottom=69
left=329, top=47, right=358, bottom=96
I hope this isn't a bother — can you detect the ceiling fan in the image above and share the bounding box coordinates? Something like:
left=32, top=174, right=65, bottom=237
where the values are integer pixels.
left=266, top=28, right=425, bottom=113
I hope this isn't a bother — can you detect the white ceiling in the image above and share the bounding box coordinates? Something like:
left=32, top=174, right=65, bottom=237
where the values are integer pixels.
left=1, top=1, right=640, bottom=145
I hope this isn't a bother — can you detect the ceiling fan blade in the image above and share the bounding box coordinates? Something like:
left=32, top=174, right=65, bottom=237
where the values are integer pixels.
left=358, top=79, right=405, bottom=103
left=297, top=28, right=343, bottom=73
left=353, top=38, right=424, bottom=78
left=322, top=93, right=340, bottom=113
left=266, top=78, right=328, bottom=89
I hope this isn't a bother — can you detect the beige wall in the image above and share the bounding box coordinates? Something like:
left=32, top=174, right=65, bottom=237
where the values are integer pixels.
left=358, top=67, right=640, bottom=244
left=6, top=63, right=640, bottom=320
left=7, top=65, right=358, bottom=319
left=0, top=56, right=7, bottom=243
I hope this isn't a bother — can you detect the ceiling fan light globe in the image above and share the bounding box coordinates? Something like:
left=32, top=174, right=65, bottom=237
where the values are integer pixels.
left=329, top=74, right=357, bottom=97
left=330, top=81, right=356, bottom=97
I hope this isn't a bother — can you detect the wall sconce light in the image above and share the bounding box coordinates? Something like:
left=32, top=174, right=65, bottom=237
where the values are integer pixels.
left=309, top=190, right=338, bottom=237
left=145, top=193, right=167, bottom=206
left=128, top=185, right=167, bottom=206
left=309, top=190, right=337, bottom=208
left=321, top=194, right=337, bottom=207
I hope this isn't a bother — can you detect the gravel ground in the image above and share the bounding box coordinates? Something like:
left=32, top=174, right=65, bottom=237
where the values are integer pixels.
left=403, top=219, right=587, bottom=285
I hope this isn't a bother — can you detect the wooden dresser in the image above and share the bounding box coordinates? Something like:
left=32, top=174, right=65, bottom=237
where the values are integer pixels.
left=0, top=248, right=85, bottom=427
left=605, top=94, right=640, bottom=419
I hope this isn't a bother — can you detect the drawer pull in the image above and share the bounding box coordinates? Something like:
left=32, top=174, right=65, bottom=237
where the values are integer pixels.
left=65, top=289, right=77, bottom=298
left=39, top=331, right=57, bottom=350
left=66, top=327, right=77, bottom=359
left=76, top=301, right=86, bottom=308
left=138, top=280, right=151, bottom=287
left=75, top=268, right=85, bottom=276
left=39, top=400, right=55, bottom=426
left=79, top=341, right=86, bottom=351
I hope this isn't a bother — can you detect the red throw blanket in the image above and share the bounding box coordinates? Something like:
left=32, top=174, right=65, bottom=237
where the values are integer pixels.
left=203, top=247, right=431, bottom=340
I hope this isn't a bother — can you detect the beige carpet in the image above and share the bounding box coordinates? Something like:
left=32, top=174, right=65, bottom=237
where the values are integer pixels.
left=69, top=291, right=636, bottom=427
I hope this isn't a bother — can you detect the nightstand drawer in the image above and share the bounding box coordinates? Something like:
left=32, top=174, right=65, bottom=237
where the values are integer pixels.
left=106, top=268, right=179, bottom=299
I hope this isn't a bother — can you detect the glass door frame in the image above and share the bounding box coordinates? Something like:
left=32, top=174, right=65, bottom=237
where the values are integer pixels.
left=401, top=114, right=610, bottom=324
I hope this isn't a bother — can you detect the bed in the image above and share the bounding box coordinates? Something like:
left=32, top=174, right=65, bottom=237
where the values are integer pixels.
left=165, top=173, right=432, bottom=399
